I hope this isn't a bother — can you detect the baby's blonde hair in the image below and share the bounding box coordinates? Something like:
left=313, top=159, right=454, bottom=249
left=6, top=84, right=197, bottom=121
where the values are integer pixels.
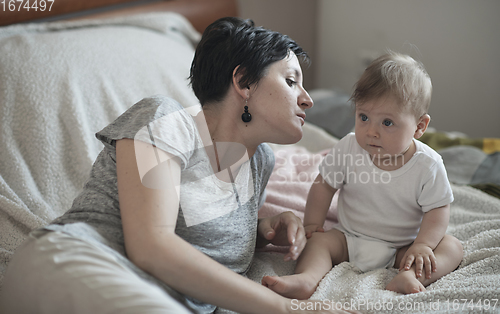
left=351, top=51, right=432, bottom=119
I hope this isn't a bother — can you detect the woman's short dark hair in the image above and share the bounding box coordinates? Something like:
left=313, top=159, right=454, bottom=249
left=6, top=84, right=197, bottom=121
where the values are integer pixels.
left=189, top=17, right=309, bottom=106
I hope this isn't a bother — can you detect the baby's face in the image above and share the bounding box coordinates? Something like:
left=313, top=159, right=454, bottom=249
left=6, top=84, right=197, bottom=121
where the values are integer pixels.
left=354, top=96, right=418, bottom=163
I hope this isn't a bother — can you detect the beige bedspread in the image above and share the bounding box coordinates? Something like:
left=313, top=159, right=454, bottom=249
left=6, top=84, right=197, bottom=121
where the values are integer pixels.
left=0, top=12, right=201, bottom=288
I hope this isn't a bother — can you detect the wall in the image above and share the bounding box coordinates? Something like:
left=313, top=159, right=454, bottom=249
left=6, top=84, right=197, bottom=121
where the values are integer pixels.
left=237, top=0, right=318, bottom=91
left=238, top=0, right=500, bottom=137
left=316, top=0, right=500, bottom=137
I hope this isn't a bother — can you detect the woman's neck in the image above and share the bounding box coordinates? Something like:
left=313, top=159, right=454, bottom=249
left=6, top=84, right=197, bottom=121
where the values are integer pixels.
left=201, top=103, right=259, bottom=157
left=192, top=105, right=257, bottom=180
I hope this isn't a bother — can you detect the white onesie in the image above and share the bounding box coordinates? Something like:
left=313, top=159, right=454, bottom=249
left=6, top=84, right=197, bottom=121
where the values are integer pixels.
left=320, top=133, right=453, bottom=271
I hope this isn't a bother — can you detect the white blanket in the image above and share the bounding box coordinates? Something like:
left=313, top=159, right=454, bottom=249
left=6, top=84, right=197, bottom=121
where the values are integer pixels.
left=0, top=12, right=201, bottom=288
left=309, top=185, right=500, bottom=313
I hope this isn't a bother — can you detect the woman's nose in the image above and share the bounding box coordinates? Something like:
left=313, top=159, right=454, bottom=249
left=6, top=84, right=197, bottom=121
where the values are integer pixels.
left=299, top=87, right=314, bottom=109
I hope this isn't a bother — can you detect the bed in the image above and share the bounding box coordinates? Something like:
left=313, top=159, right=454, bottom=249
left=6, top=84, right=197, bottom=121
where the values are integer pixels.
left=1, top=1, right=500, bottom=313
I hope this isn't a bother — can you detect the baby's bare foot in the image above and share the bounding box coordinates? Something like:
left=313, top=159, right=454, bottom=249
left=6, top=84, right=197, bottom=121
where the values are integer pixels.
left=262, top=274, right=318, bottom=300
left=386, top=270, right=426, bottom=294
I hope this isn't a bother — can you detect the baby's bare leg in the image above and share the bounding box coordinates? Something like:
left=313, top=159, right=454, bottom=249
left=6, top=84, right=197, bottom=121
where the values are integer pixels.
left=386, top=235, right=463, bottom=294
left=262, top=229, right=348, bottom=299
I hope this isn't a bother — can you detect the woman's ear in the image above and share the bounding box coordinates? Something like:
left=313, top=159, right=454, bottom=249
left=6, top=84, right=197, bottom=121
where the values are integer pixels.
left=414, top=114, right=431, bottom=139
left=232, top=65, right=250, bottom=100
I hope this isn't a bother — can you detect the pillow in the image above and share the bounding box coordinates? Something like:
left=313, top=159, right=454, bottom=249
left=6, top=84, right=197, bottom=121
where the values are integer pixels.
left=307, top=88, right=355, bottom=139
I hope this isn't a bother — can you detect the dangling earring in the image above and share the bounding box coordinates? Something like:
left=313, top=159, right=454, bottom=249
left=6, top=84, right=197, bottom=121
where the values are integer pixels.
left=241, top=99, right=252, bottom=123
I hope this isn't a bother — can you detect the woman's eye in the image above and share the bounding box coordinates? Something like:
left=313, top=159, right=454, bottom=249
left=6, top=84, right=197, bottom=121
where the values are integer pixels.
left=360, top=114, right=368, bottom=122
left=383, top=119, right=393, bottom=127
left=286, top=79, right=296, bottom=87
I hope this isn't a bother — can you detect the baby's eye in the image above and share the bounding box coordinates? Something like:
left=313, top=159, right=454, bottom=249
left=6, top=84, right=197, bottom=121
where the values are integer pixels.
left=286, top=78, right=296, bottom=87
left=360, top=114, right=368, bottom=122
left=383, top=119, right=393, bottom=127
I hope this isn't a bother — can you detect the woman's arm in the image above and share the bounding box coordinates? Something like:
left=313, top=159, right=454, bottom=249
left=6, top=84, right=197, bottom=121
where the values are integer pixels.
left=116, top=139, right=346, bottom=314
left=117, top=138, right=291, bottom=313
left=303, top=173, right=338, bottom=237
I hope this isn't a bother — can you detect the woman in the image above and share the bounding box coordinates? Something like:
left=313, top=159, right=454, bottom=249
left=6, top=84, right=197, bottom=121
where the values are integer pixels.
left=1, top=17, right=350, bottom=314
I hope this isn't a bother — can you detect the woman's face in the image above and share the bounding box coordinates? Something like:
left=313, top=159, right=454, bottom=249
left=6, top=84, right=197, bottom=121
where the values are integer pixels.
left=248, top=53, right=313, bottom=144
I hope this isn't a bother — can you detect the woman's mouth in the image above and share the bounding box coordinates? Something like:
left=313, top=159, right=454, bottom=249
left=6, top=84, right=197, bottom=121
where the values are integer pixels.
left=297, top=114, right=306, bottom=126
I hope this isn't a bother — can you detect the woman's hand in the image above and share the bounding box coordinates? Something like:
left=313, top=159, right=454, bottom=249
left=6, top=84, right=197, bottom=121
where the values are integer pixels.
left=399, top=242, right=437, bottom=279
left=257, top=211, right=306, bottom=261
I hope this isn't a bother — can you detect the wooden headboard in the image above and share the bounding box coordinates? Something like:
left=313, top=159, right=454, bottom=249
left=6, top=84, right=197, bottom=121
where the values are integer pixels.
left=0, top=0, right=238, bottom=33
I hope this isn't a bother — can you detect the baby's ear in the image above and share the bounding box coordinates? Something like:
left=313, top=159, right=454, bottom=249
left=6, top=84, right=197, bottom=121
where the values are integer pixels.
left=414, top=114, right=431, bottom=139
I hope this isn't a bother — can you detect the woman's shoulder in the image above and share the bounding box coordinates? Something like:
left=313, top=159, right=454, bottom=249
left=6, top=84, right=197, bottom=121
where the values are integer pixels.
left=254, top=143, right=275, bottom=172
left=96, top=95, right=197, bottom=151
left=128, top=95, right=187, bottom=118
left=108, top=95, right=188, bottom=129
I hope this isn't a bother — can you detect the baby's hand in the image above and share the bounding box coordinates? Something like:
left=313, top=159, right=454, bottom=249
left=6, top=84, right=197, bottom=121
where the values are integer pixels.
left=304, top=224, right=324, bottom=239
left=399, top=243, right=437, bottom=279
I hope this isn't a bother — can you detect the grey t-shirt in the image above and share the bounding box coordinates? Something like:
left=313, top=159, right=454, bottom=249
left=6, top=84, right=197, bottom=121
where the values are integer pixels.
left=45, top=95, right=275, bottom=312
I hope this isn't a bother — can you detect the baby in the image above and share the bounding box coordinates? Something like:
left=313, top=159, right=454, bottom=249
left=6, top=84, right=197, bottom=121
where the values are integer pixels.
left=262, top=51, right=463, bottom=298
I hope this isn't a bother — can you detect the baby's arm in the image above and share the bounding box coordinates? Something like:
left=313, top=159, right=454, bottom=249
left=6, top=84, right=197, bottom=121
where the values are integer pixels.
left=399, top=204, right=450, bottom=278
left=303, top=173, right=338, bottom=238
